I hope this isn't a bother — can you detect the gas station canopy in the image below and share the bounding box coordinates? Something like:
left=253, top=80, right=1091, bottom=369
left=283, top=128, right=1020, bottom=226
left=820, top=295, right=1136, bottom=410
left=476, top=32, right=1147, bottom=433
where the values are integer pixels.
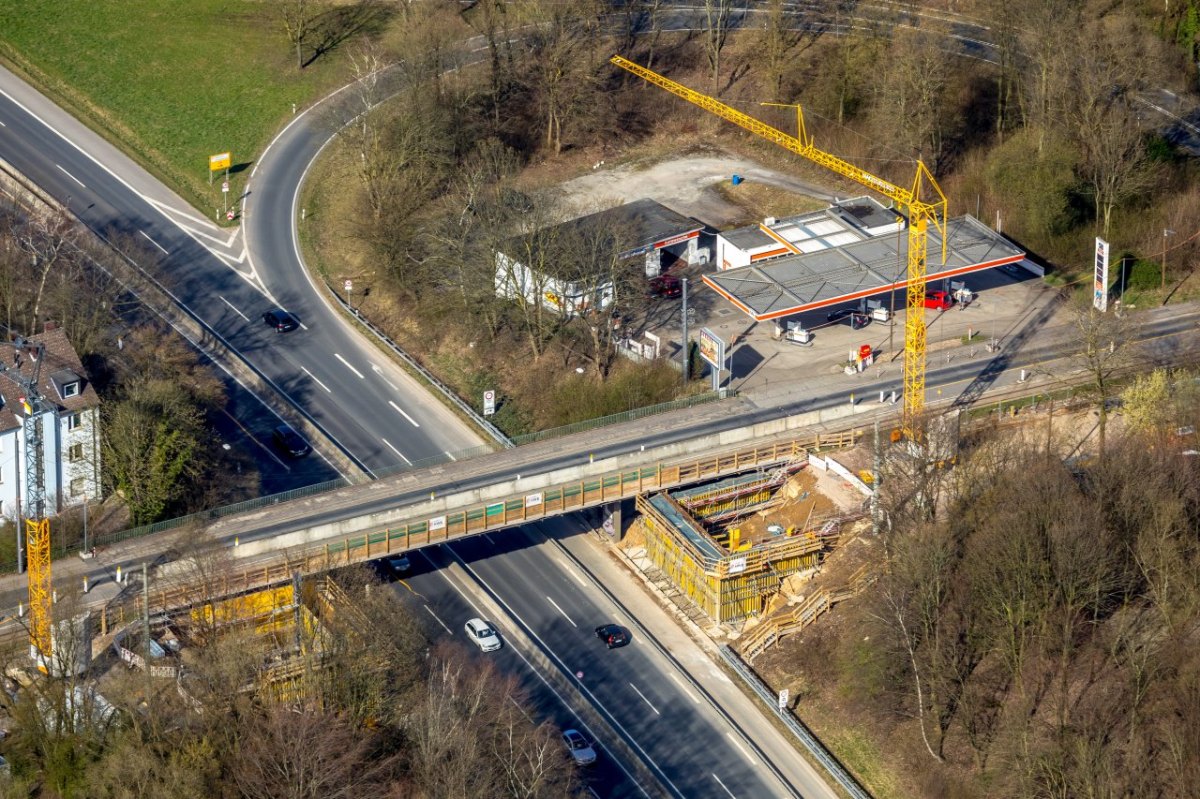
left=703, top=214, right=1026, bottom=322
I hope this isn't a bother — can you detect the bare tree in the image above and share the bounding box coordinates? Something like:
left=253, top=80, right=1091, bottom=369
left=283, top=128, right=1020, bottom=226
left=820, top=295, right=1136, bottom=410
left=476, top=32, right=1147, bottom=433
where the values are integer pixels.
left=1069, top=302, right=1138, bottom=455
left=702, top=0, right=739, bottom=91
left=755, top=0, right=799, bottom=99
left=280, top=0, right=319, bottom=69
left=1064, top=19, right=1160, bottom=237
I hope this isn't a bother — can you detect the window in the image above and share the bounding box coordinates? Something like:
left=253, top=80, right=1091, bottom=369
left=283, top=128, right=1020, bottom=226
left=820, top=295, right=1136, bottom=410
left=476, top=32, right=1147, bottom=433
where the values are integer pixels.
left=62, top=381, right=79, bottom=398
left=66, top=412, right=81, bottom=431
left=70, top=477, right=85, bottom=497
left=69, top=443, right=83, bottom=462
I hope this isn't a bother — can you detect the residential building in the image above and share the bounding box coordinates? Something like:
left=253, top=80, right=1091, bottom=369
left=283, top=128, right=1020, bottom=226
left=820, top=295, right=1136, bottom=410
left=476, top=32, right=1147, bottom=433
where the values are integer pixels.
left=0, top=327, right=102, bottom=520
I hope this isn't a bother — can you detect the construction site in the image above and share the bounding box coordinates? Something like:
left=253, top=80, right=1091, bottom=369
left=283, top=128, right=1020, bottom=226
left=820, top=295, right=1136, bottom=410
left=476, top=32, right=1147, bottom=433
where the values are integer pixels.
left=621, top=440, right=874, bottom=634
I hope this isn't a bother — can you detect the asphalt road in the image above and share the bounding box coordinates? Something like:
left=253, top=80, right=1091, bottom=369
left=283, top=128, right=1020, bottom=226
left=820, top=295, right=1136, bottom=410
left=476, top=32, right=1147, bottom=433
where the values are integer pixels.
left=389, top=539, right=648, bottom=798
left=394, top=514, right=829, bottom=798
left=0, top=64, right=483, bottom=481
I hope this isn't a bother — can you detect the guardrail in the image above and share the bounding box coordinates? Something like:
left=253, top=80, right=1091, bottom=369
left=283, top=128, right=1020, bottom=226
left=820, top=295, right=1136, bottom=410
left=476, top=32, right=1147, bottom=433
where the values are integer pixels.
left=325, top=278, right=513, bottom=449
left=719, top=645, right=873, bottom=799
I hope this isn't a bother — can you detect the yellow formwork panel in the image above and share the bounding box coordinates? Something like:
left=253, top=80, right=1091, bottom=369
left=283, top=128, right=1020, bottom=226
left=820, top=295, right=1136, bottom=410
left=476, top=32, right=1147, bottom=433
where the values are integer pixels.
left=191, top=584, right=296, bottom=629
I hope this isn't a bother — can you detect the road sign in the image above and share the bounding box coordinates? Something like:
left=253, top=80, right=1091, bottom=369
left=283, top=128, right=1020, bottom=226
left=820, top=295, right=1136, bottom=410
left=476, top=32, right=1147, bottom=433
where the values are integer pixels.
left=483, top=389, right=496, bottom=416
left=226, top=210, right=234, bottom=221
left=1094, top=237, right=1110, bottom=312
left=778, top=688, right=789, bottom=711
left=344, top=279, right=353, bottom=292
left=209, top=152, right=231, bottom=171
left=221, top=180, right=229, bottom=193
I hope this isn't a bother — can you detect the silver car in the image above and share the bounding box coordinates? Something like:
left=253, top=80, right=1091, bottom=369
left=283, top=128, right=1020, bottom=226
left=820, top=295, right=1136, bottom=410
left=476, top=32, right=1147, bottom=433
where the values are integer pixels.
left=464, top=618, right=502, bottom=652
left=562, top=729, right=597, bottom=766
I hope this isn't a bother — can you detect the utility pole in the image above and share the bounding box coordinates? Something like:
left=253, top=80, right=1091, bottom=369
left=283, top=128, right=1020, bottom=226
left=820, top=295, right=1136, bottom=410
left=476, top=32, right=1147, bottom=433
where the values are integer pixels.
left=1162, top=228, right=1176, bottom=292
left=681, top=277, right=689, bottom=384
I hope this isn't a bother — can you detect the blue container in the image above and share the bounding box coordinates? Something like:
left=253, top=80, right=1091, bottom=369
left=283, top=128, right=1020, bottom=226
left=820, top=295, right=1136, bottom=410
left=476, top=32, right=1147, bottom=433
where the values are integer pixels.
left=731, top=174, right=743, bottom=186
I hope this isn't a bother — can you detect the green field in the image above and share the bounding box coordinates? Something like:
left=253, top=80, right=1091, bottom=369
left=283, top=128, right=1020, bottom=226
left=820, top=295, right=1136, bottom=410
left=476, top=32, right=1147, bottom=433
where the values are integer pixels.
left=0, top=0, right=384, bottom=214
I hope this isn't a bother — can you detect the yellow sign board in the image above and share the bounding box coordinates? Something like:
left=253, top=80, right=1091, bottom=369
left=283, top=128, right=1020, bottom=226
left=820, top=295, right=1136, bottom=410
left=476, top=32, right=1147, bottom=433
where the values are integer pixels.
left=209, top=152, right=231, bottom=171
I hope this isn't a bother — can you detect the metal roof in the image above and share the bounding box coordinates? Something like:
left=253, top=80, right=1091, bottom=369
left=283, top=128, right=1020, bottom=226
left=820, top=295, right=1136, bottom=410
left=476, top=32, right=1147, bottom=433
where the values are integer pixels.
left=703, top=215, right=1025, bottom=322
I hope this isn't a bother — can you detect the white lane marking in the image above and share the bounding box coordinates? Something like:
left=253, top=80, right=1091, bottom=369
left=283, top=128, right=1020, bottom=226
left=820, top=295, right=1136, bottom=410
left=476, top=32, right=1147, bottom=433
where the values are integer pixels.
left=334, top=353, right=364, bottom=379
left=726, top=732, right=757, bottom=765
left=545, top=596, right=576, bottom=627
left=300, top=366, right=331, bottom=393
left=138, top=229, right=170, bottom=255
left=441, top=547, right=663, bottom=799
left=711, top=773, right=737, bottom=798
left=0, top=119, right=6, bottom=127
left=669, top=672, right=701, bottom=704
left=218, top=295, right=249, bottom=321
left=56, top=163, right=86, bottom=188
left=629, top=682, right=661, bottom=716
left=422, top=604, right=451, bottom=635
left=387, top=400, right=420, bottom=427
left=370, top=363, right=398, bottom=391
left=381, top=438, right=412, bottom=465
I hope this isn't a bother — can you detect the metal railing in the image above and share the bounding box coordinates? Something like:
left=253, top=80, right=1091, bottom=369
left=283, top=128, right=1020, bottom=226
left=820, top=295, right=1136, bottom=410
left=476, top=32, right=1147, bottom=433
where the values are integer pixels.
left=719, top=645, right=873, bottom=799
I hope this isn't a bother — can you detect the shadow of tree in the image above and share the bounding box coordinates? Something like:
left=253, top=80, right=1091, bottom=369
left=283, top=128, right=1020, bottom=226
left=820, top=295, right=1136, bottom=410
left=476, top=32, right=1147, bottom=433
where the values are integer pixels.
left=303, top=4, right=393, bottom=68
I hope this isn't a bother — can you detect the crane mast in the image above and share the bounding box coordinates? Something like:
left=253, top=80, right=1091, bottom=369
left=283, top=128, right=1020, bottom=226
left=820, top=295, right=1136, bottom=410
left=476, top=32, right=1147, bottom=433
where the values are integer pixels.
left=0, top=337, right=52, bottom=659
left=611, top=55, right=949, bottom=437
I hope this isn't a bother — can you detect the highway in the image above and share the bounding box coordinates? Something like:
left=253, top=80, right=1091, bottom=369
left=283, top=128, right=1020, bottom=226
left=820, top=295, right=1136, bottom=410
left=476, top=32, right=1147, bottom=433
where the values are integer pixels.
left=0, top=63, right=484, bottom=481
left=392, top=513, right=839, bottom=799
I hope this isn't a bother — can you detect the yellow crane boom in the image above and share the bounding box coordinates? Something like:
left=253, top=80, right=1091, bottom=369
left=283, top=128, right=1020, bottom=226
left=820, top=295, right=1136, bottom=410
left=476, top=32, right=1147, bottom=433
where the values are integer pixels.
left=611, top=55, right=948, bottom=436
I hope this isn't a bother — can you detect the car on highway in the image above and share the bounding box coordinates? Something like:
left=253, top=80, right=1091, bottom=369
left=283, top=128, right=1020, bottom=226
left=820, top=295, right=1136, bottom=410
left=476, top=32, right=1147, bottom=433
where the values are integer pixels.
left=648, top=274, right=682, bottom=299
left=561, top=729, right=597, bottom=766
left=271, top=424, right=311, bottom=458
left=595, top=624, right=630, bottom=649
left=384, top=552, right=411, bottom=575
left=262, top=309, right=299, bottom=333
left=464, top=618, right=502, bottom=652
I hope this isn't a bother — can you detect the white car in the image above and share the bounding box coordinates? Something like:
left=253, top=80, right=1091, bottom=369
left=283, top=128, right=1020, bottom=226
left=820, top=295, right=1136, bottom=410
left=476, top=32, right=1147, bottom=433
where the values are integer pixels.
left=562, top=729, right=597, bottom=766
left=464, top=618, right=502, bottom=652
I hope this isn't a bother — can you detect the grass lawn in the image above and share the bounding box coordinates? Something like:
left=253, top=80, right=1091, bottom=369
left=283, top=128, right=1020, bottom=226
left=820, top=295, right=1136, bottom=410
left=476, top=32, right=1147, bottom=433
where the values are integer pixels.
left=0, top=0, right=388, bottom=214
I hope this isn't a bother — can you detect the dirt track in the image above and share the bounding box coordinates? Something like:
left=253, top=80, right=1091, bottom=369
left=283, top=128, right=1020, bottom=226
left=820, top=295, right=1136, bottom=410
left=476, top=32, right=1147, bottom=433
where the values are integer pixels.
left=557, top=154, right=836, bottom=228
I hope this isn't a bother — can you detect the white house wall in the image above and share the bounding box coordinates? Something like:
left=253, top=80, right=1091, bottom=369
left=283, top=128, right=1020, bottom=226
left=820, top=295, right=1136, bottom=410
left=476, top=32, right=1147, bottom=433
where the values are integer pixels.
left=0, top=429, right=18, bottom=520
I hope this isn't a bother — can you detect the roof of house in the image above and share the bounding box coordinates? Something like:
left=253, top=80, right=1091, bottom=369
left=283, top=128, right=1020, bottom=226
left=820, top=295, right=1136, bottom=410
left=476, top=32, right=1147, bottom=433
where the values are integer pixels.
left=499, top=199, right=704, bottom=280
left=0, top=327, right=100, bottom=434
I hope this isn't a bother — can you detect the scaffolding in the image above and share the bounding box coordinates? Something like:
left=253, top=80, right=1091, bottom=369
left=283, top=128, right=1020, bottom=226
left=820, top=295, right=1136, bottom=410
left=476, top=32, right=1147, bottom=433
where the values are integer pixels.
left=636, top=493, right=827, bottom=623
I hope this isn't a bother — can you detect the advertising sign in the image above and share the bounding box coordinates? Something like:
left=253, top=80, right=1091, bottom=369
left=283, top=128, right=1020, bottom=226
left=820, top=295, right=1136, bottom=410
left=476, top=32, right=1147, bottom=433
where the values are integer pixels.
left=698, top=327, right=725, bottom=370
left=728, top=556, right=747, bottom=575
left=1094, top=237, right=1110, bottom=312
left=429, top=515, right=447, bottom=531
left=525, top=492, right=543, bottom=507
left=209, top=152, right=231, bottom=171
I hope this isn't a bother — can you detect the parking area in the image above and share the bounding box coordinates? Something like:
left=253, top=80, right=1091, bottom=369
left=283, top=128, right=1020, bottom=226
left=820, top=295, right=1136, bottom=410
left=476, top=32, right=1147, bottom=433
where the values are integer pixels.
left=639, top=260, right=1059, bottom=399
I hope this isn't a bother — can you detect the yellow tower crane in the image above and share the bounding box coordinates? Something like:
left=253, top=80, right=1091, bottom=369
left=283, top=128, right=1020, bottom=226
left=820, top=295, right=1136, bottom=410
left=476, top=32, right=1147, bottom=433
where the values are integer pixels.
left=0, top=336, right=53, bottom=661
left=611, top=55, right=949, bottom=437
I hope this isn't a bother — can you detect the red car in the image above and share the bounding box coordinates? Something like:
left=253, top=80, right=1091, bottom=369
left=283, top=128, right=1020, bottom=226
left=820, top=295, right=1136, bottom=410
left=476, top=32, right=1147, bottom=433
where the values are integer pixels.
left=648, top=275, right=682, bottom=299
left=924, top=290, right=953, bottom=310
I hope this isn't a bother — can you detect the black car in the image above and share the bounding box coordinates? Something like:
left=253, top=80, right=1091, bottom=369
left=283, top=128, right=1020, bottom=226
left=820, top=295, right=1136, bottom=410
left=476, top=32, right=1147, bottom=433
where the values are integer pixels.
left=595, top=624, right=630, bottom=649
left=263, top=309, right=299, bottom=333
left=271, top=424, right=311, bottom=457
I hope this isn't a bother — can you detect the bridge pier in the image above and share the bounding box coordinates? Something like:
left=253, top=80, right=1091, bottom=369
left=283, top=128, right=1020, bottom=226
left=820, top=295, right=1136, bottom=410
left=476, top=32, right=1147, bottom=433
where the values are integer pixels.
left=600, top=500, right=626, bottom=540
